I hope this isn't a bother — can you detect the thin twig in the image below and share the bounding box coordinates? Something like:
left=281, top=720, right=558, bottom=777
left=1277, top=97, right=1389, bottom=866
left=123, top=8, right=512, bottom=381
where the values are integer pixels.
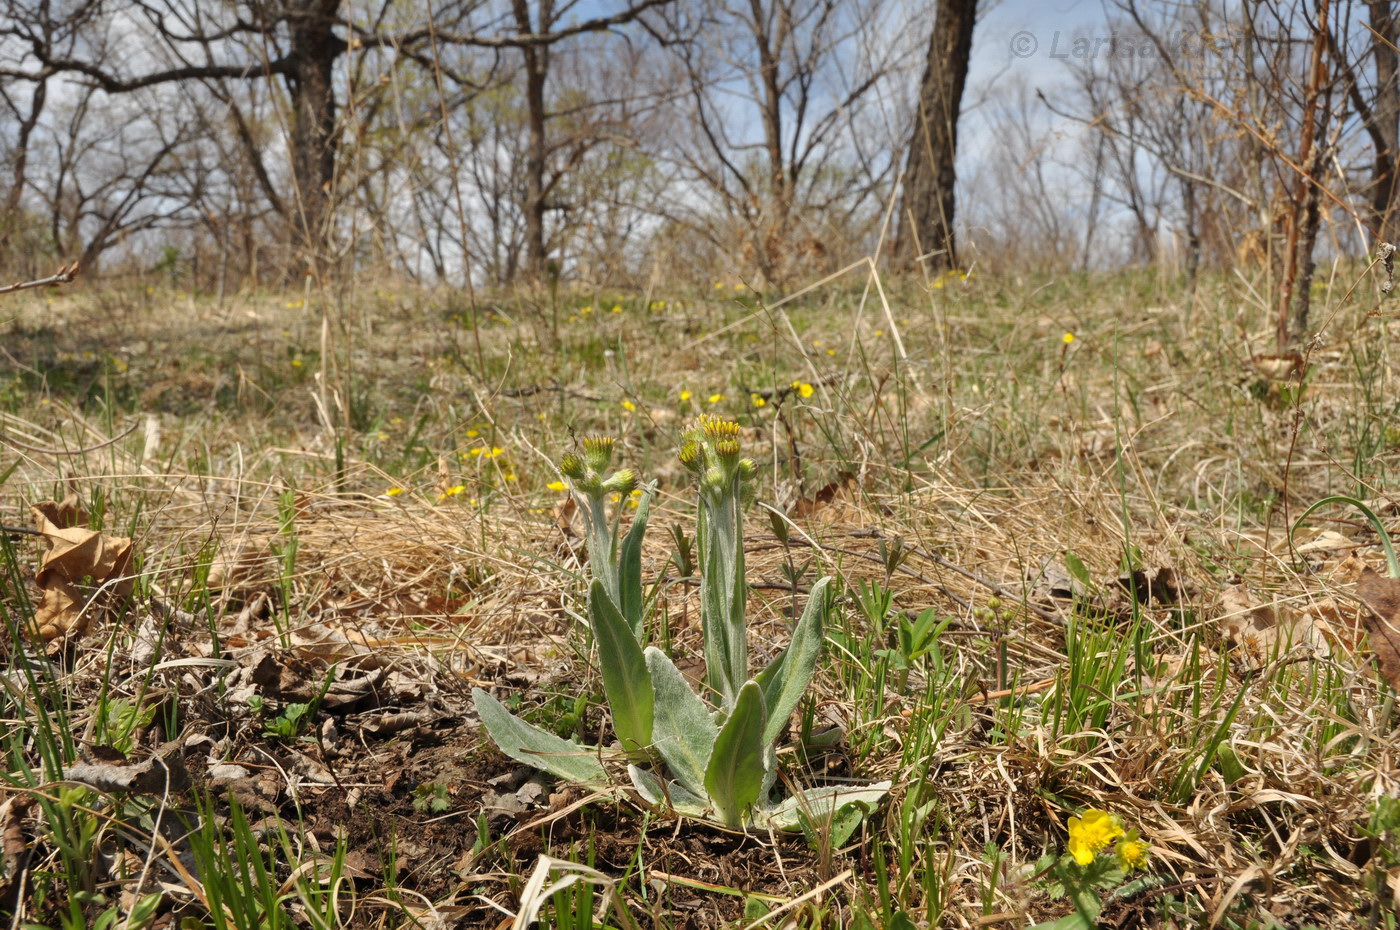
left=0, top=261, right=80, bottom=296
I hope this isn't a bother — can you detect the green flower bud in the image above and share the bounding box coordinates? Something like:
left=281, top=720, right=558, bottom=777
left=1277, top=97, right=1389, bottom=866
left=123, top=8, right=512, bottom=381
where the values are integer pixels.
left=603, top=468, right=639, bottom=496
left=679, top=441, right=704, bottom=472
left=737, top=458, right=757, bottom=480
left=702, top=466, right=726, bottom=492
left=582, top=435, right=615, bottom=472
left=560, top=453, right=587, bottom=480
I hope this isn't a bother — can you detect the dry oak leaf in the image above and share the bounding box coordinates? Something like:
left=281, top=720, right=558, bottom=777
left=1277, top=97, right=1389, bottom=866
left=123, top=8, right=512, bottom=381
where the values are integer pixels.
left=1354, top=566, right=1400, bottom=691
left=28, top=500, right=133, bottom=641
left=1216, top=583, right=1327, bottom=669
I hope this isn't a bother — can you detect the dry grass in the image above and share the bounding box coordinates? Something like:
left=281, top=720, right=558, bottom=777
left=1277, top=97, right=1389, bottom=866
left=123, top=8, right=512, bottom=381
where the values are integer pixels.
left=1, top=266, right=1397, bottom=928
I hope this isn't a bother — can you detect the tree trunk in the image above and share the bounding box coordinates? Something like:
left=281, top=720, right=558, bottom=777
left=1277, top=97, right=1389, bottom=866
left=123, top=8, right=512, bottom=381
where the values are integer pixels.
left=897, top=0, right=977, bottom=274
left=1, top=77, right=46, bottom=260
left=515, top=0, right=552, bottom=282
left=1372, top=0, right=1399, bottom=241
left=285, top=0, right=345, bottom=264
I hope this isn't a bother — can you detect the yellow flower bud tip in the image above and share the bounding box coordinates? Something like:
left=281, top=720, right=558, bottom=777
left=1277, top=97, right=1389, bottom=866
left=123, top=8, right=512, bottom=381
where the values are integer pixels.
left=582, top=435, right=616, bottom=471
left=703, top=418, right=741, bottom=440
left=714, top=438, right=741, bottom=461
left=559, top=454, right=587, bottom=480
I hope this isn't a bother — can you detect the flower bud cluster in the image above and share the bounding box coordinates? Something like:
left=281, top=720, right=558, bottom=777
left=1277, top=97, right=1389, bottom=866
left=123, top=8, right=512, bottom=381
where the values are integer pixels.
left=681, top=414, right=757, bottom=505
left=559, top=436, right=630, bottom=497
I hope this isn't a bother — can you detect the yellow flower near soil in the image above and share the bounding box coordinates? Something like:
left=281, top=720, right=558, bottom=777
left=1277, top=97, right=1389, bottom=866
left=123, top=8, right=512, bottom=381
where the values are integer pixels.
left=622, top=400, right=637, bottom=412
left=1116, top=830, right=1149, bottom=871
left=679, top=389, right=693, bottom=402
left=385, top=487, right=405, bottom=497
left=751, top=393, right=766, bottom=408
left=546, top=481, right=567, bottom=492
left=1063, top=332, right=1076, bottom=344
left=1067, top=809, right=1124, bottom=865
left=791, top=381, right=814, bottom=398
left=708, top=393, right=724, bottom=405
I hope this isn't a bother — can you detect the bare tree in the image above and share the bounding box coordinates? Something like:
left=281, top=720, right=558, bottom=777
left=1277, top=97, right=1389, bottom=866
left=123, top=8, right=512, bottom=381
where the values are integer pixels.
left=651, top=0, right=904, bottom=284
left=896, top=0, right=977, bottom=275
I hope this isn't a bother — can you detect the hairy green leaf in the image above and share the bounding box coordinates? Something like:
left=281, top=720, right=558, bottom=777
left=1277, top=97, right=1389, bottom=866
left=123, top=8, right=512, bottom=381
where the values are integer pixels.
left=705, top=680, right=767, bottom=827
left=617, top=483, right=655, bottom=640
left=590, top=580, right=654, bottom=755
left=645, top=646, right=717, bottom=797
left=472, top=689, right=607, bottom=785
left=756, top=576, right=829, bottom=746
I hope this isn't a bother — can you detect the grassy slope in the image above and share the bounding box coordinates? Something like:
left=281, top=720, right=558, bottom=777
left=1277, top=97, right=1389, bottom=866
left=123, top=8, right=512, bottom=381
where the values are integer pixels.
left=0, top=266, right=1397, bottom=928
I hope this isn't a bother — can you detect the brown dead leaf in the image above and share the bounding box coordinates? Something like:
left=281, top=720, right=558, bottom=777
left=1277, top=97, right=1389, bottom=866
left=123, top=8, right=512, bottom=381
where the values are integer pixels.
left=1252, top=352, right=1306, bottom=382
left=28, top=498, right=134, bottom=641
left=1355, top=566, right=1400, bottom=691
left=30, top=491, right=87, bottom=530
left=792, top=470, right=860, bottom=519
left=1217, top=583, right=1326, bottom=669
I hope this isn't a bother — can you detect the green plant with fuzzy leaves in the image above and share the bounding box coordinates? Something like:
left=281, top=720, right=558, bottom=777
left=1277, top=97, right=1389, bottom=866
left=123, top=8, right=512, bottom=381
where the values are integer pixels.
left=473, top=420, right=889, bottom=829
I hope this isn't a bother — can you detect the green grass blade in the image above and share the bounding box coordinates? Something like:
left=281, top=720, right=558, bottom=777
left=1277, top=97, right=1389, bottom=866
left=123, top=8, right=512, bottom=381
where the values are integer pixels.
left=1291, top=494, right=1400, bottom=578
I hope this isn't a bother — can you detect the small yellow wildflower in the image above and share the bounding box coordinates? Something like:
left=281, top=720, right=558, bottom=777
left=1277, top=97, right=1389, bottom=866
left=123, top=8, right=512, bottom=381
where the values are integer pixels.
left=826, top=348, right=836, bottom=356
left=377, top=432, right=389, bottom=441
left=546, top=480, right=567, bottom=492
left=708, top=393, right=724, bottom=405
left=581, top=305, right=593, bottom=314
left=466, top=428, right=479, bottom=437
left=622, top=400, right=637, bottom=412
left=385, top=487, right=405, bottom=497
left=1067, top=810, right=1124, bottom=866
left=751, top=393, right=767, bottom=408
left=611, top=304, right=623, bottom=313
left=733, top=282, right=746, bottom=290
left=932, top=279, right=944, bottom=290
left=679, top=389, right=693, bottom=402
left=291, top=358, right=303, bottom=368
left=442, top=485, right=466, bottom=498
left=1116, top=830, right=1149, bottom=871
left=792, top=381, right=814, bottom=398
left=505, top=473, right=517, bottom=481
left=715, top=281, right=725, bottom=289
left=873, top=329, right=884, bottom=337
left=285, top=300, right=304, bottom=309
left=627, top=489, right=643, bottom=507
left=390, top=417, right=403, bottom=425
left=1063, top=332, right=1076, bottom=344
left=487, top=446, right=504, bottom=458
